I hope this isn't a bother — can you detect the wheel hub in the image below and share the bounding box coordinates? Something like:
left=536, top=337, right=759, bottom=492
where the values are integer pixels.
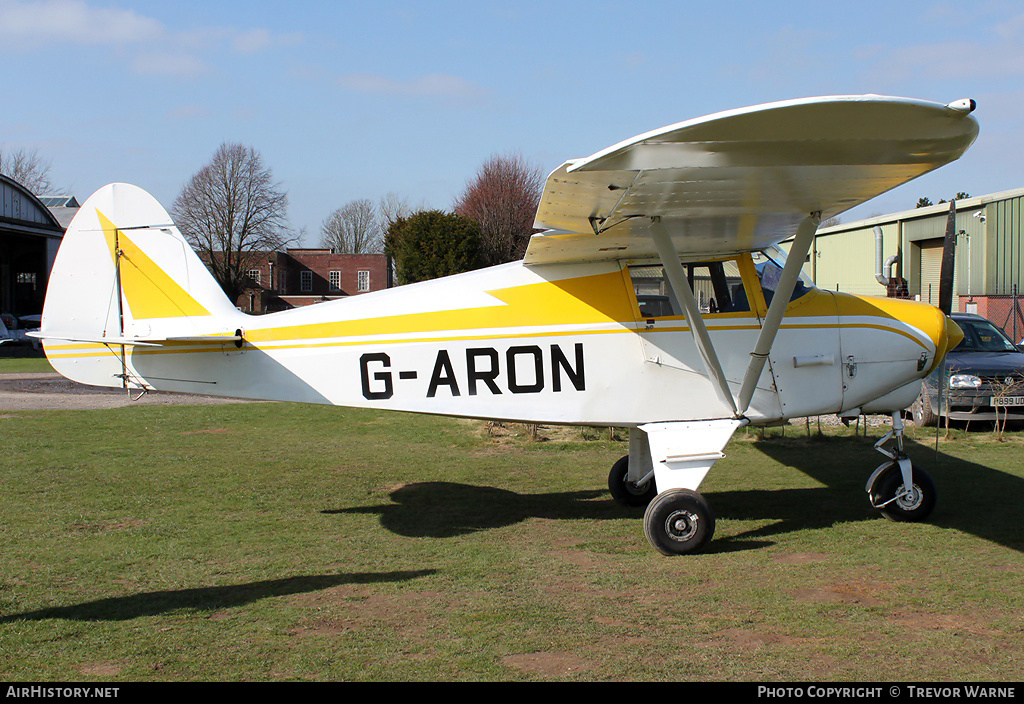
left=665, top=509, right=699, bottom=542
left=625, top=479, right=649, bottom=496
left=896, top=484, right=923, bottom=510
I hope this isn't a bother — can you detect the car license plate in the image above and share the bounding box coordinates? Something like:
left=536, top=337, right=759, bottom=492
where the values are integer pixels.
left=992, top=396, right=1024, bottom=406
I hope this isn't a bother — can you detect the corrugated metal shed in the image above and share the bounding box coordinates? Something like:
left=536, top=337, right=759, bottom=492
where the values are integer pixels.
left=808, top=187, right=1024, bottom=300
left=988, top=193, right=1024, bottom=295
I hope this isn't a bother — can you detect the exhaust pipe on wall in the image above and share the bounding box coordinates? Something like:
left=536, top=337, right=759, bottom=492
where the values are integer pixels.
left=875, top=226, right=898, bottom=287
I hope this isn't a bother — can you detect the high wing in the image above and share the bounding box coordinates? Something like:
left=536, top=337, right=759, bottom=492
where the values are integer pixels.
left=525, top=95, right=979, bottom=265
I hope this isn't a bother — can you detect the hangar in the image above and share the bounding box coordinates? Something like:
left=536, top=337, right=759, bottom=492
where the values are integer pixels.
left=791, top=188, right=1024, bottom=342
left=0, top=175, right=68, bottom=322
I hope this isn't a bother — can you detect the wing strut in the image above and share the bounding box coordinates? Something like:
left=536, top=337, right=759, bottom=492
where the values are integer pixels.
left=735, top=212, right=821, bottom=415
left=650, top=218, right=739, bottom=416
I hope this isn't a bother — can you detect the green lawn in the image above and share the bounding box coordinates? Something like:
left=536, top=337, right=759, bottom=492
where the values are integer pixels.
left=0, top=357, right=53, bottom=374
left=1, top=402, right=1022, bottom=681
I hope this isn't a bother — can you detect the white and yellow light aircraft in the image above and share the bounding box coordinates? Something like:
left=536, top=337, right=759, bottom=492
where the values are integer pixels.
left=34, top=95, right=978, bottom=555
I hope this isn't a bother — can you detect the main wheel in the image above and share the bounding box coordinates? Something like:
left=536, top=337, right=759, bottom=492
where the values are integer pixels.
left=643, top=489, right=715, bottom=555
left=608, top=455, right=657, bottom=507
left=870, top=462, right=937, bottom=522
left=911, top=388, right=937, bottom=427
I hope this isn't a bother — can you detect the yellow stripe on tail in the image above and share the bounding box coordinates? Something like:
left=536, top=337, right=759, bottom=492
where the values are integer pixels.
left=97, top=211, right=211, bottom=319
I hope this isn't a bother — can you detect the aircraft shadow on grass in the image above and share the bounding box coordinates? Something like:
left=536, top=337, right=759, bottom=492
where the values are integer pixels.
left=332, top=434, right=1024, bottom=555
left=329, top=485, right=609, bottom=539
left=746, top=433, right=1024, bottom=554
left=0, top=570, right=435, bottom=623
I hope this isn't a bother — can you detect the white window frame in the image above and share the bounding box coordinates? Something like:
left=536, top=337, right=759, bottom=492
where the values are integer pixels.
left=329, top=270, right=341, bottom=291
left=357, top=270, right=370, bottom=292
left=301, top=270, right=313, bottom=292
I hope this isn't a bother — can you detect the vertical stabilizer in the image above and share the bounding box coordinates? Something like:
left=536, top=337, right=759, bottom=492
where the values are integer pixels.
left=38, top=183, right=243, bottom=388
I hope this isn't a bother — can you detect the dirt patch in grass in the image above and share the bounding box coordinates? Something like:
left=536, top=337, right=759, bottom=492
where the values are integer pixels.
left=76, top=662, right=123, bottom=677
left=887, top=609, right=1004, bottom=636
left=500, top=652, right=596, bottom=677
left=790, top=581, right=888, bottom=606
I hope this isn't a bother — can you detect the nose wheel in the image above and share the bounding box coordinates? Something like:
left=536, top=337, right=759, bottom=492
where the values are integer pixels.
left=869, top=461, right=937, bottom=521
left=867, top=413, right=937, bottom=522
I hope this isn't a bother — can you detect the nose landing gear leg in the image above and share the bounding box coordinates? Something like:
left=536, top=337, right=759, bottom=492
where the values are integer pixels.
left=866, top=412, right=937, bottom=522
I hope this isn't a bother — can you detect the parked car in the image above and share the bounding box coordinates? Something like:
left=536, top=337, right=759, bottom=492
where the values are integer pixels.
left=910, top=313, right=1024, bottom=426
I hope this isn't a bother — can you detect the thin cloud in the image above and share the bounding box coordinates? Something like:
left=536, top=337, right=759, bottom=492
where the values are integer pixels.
left=132, top=52, right=210, bottom=78
left=864, top=12, right=1024, bottom=83
left=0, top=0, right=162, bottom=47
left=0, top=0, right=303, bottom=76
left=232, top=28, right=302, bottom=54
left=337, top=72, right=486, bottom=100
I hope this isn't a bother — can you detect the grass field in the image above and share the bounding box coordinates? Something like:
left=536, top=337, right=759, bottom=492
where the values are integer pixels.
left=1, top=392, right=1022, bottom=681
left=0, top=356, right=52, bottom=373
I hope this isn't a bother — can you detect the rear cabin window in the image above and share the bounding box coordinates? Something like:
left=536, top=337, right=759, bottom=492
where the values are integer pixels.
left=629, top=260, right=751, bottom=317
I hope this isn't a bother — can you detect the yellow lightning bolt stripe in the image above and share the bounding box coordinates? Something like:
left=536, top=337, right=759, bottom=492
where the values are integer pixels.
left=242, top=269, right=638, bottom=346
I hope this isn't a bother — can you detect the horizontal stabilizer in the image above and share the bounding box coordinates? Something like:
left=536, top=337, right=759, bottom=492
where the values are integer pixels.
left=29, top=332, right=161, bottom=347
left=31, top=331, right=243, bottom=348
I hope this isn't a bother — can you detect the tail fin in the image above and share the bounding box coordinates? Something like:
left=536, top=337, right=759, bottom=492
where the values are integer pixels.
left=38, top=183, right=243, bottom=388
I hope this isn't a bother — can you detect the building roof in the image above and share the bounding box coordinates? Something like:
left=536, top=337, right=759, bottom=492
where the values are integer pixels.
left=36, top=195, right=80, bottom=208
left=818, top=186, right=1024, bottom=235
left=0, top=174, right=64, bottom=237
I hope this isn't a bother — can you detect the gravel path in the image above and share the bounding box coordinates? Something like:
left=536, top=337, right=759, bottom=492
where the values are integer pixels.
left=0, top=373, right=252, bottom=411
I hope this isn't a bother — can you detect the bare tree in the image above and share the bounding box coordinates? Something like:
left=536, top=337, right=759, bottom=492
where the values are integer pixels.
left=990, top=373, right=1024, bottom=442
left=321, top=198, right=382, bottom=254
left=378, top=192, right=415, bottom=233
left=0, top=147, right=54, bottom=195
left=172, top=143, right=293, bottom=303
left=453, top=152, right=543, bottom=266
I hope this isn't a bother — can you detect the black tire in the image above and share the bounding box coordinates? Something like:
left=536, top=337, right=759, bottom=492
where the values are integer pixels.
left=912, top=388, right=937, bottom=427
left=870, top=462, right=937, bottom=522
left=643, top=489, right=715, bottom=555
left=608, top=455, right=656, bottom=507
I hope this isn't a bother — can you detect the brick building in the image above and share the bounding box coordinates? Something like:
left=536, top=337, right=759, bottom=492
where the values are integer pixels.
left=226, top=249, right=392, bottom=313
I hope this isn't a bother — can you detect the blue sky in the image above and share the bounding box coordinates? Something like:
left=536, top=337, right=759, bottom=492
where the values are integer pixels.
left=2, top=0, right=1022, bottom=244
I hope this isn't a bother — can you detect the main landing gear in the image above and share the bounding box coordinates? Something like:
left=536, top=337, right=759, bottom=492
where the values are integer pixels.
left=608, top=453, right=715, bottom=556
left=608, top=421, right=739, bottom=556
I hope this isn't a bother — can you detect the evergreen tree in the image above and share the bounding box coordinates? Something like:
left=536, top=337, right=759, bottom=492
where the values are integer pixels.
left=384, top=211, right=482, bottom=285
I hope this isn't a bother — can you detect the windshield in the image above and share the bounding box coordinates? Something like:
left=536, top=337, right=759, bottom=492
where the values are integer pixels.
left=753, top=246, right=816, bottom=305
left=953, top=318, right=1018, bottom=352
